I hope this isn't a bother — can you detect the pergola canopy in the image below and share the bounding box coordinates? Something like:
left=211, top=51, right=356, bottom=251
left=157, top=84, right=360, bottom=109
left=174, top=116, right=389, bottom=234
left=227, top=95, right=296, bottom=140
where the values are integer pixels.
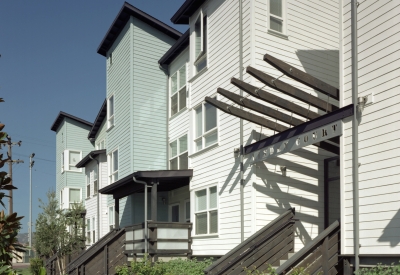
left=99, top=170, right=193, bottom=200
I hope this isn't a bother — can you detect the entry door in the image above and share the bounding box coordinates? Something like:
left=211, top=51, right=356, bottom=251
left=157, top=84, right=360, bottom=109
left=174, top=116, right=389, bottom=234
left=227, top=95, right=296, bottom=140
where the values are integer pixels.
left=169, top=204, right=180, bottom=222
left=324, top=156, right=340, bottom=229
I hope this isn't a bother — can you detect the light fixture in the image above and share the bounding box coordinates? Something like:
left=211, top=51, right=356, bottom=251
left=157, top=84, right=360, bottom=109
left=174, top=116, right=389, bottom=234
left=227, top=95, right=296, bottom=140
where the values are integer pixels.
left=280, top=166, right=287, bottom=177
left=161, top=197, right=166, bottom=205
left=233, top=148, right=240, bottom=158
left=357, top=96, right=368, bottom=113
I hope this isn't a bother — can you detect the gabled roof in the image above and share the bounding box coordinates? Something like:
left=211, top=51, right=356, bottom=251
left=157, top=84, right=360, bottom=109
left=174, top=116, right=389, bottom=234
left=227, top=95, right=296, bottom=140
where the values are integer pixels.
left=51, top=111, right=93, bottom=132
left=171, top=0, right=206, bottom=24
left=159, top=29, right=190, bottom=69
left=76, top=149, right=106, bottom=168
left=97, top=2, right=182, bottom=57
left=88, top=99, right=107, bottom=139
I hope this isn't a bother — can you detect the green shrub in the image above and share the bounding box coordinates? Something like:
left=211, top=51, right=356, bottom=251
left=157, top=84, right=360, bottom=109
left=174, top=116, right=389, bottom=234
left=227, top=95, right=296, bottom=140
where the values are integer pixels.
left=115, top=255, right=213, bottom=275
left=355, top=262, right=400, bottom=275
left=29, top=258, right=44, bottom=275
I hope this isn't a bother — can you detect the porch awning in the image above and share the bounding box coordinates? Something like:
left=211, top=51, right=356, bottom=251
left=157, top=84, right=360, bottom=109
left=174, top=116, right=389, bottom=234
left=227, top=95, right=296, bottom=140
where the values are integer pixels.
left=75, top=149, right=106, bottom=168
left=99, top=170, right=193, bottom=199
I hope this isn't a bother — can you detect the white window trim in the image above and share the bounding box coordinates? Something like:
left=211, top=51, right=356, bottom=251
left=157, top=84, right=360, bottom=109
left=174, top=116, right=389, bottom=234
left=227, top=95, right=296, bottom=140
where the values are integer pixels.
left=193, top=99, right=219, bottom=153
left=86, top=218, right=91, bottom=245
left=169, top=134, right=188, bottom=170
left=62, top=150, right=82, bottom=173
left=92, top=217, right=96, bottom=244
left=192, top=184, right=219, bottom=237
left=267, top=0, right=288, bottom=37
left=108, top=148, right=119, bottom=184
left=86, top=172, right=91, bottom=199
left=170, top=64, right=187, bottom=117
left=184, top=199, right=191, bottom=223
left=107, top=94, right=115, bottom=130
left=60, top=187, right=82, bottom=209
left=192, top=9, right=208, bottom=76
left=96, top=139, right=105, bottom=150
left=108, top=205, right=115, bottom=231
left=169, top=203, right=180, bottom=222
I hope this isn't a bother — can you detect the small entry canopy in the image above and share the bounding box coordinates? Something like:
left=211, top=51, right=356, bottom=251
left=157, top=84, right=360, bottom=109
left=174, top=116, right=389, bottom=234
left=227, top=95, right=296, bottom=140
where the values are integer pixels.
left=99, top=170, right=193, bottom=200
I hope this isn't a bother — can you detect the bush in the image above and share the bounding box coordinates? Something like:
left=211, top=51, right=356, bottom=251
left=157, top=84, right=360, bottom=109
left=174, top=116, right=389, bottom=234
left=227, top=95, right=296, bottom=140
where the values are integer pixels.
left=29, top=258, right=44, bottom=275
left=115, top=255, right=213, bottom=275
left=355, top=262, right=400, bottom=275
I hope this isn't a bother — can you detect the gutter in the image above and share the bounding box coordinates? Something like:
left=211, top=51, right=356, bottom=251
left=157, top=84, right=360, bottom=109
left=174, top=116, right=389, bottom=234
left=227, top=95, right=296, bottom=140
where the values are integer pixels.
left=351, top=0, right=360, bottom=271
left=239, top=0, right=244, bottom=243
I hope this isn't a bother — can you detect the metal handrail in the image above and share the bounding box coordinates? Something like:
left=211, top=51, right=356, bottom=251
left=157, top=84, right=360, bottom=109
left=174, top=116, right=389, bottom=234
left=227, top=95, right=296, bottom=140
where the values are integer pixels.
left=275, top=220, right=340, bottom=274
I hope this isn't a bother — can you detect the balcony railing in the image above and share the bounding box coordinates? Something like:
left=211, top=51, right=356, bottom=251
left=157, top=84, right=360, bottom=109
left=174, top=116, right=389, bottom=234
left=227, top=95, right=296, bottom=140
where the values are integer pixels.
left=125, top=221, right=192, bottom=260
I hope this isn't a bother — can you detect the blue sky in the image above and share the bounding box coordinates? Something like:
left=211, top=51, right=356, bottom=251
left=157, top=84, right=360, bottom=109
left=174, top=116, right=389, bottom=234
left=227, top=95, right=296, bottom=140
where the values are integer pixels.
left=0, top=0, right=188, bottom=234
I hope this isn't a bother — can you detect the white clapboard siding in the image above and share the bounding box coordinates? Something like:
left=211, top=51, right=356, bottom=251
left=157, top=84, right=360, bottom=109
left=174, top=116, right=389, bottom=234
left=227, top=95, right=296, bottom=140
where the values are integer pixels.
left=341, top=0, right=400, bottom=254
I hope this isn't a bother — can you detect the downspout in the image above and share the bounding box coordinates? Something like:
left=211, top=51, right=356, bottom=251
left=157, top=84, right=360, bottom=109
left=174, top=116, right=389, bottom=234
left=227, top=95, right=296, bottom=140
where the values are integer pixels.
left=133, top=176, right=149, bottom=254
left=351, top=0, right=360, bottom=271
left=89, top=154, right=100, bottom=243
left=239, top=0, right=244, bottom=243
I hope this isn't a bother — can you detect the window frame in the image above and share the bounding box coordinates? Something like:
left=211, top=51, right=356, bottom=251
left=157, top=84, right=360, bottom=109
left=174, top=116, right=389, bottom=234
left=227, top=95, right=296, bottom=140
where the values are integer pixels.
left=68, top=188, right=82, bottom=209
left=107, top=94, right=115, bottom=129
left=86, top=172, right=91, bottom=198
left=193, top=185, right=218, bottom=236
left=170, top=64, right=187, bottom=117
left=96, top=139, right=105, bottom=150
left=92, top=217, right=96, bottom=244
left=193, top=100, right=218, bottom=153
left=268, top=0, right=287, bottom=35
left=93, top=165, right=98, bottom=195
left=184, top=199, right=191, bottom=223
left=192, top=10, right=208, bottom=75
left=86, top=218, right=91, bottom=245
left=108, top=148, right=119, bottom=184
left=169, top=134, right=188, bottom=170
left=108, top=205, right=115, bottom=231
left=61, top=150, right=82, bottom=173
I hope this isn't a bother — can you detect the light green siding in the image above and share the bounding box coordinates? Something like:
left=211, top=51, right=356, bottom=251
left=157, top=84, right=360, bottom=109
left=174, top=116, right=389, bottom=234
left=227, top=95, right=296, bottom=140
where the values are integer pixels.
left=55, top=117, right=93, bottom=204
left=105, top=15, right=177, bottom=227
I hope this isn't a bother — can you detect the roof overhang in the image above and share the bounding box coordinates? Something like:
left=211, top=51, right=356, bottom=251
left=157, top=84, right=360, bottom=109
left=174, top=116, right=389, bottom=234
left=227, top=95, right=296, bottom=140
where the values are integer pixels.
left=88, top=99, right=107, bottom=139
left=99, top=170, right=193, bottom=200
left=158, top=29, right=190, bottom=69
left=97, top=2, right=182, bottom=57
left=51, top=111, right=93, bottom=132
left=171, top=0, right=206, bottom=24
left=76, top=150, right=106, bottom=168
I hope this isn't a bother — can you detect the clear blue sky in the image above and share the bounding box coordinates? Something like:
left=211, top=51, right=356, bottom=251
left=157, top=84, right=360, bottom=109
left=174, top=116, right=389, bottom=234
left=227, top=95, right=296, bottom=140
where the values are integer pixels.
left=0, top=0, right=188, bottom=233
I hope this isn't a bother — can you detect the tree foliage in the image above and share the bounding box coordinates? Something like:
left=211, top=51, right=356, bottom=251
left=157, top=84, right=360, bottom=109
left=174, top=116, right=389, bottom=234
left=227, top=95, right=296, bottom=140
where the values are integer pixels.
left=35, top=190, right=85, bottom=274
left=0, top=98, right=17, bottom=208
left=0, top=211, right=25, bottom=265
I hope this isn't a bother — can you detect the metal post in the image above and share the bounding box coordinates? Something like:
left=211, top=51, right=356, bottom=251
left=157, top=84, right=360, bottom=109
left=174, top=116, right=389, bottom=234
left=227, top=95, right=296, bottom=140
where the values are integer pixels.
left=29, top=153, right=35, bottom=256
left=8, top=138, right=13, bottom=214
left=114, top=198, right=119, bottom=229
left=151, top=182, right=157, bottom=222
left=351, top=0, right=360, bottom=271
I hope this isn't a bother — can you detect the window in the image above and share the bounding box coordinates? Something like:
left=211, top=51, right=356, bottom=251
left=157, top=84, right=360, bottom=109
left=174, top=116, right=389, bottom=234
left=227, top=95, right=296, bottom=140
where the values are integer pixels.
left=170, top=65, right=187, bottom=116
left=69, top=188, right=81, bottom=208
left=69, top=151, right=81, bottom=171
left=194, top=102, right=218, bottom=152
left=108, top=149, right=118, bottom=183
left=86, top=218, right=91, bottom=244
left=96, top=140, right=105, bottom=150
left=93, top=165, right=98, bottom=195
left=108, top=206, right=115, bottom=231
left=169, top=135, right=188, bottom=169
left=92, top=217, right=96, bottom=244
left=195, top=186, right=218, bottom=235
left=269, top=0, right=285, bottom=33
left=86, top=173, right=91, bottom=198
left=108, top=95, right=115, bottom=128
left=193, top=13, right=207, bottom=74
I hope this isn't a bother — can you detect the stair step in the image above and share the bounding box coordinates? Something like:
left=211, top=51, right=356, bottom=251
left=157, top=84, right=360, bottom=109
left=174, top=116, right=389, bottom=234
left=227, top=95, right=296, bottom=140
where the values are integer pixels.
left=280, top=259, right=286, bottom=265
left=288, top=252, right=296, bottom=258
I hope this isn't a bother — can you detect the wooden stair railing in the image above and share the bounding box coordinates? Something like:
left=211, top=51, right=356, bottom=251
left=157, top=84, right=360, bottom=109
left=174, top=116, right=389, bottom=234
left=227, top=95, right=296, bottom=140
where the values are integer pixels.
left=275, top=220, right=341, bottom=275
left=65, top=228, right=126, bottom=275
left=204, top=208, right=296, bottom=275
